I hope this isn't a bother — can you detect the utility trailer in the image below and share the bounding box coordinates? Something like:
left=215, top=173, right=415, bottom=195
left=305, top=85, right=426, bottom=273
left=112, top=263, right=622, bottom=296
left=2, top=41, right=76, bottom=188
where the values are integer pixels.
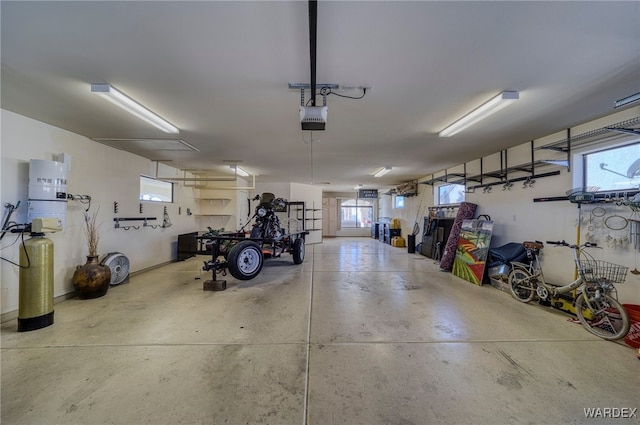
left=197, top=230, right=308, bottom=287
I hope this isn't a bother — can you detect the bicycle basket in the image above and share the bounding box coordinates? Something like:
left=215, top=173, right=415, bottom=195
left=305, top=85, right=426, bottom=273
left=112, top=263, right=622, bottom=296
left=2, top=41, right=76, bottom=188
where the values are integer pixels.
left=630, top=193, right=640, bottom=212
left=566, top=187, right=599, bottom=204
left=577, top=259, right=628, bottom=283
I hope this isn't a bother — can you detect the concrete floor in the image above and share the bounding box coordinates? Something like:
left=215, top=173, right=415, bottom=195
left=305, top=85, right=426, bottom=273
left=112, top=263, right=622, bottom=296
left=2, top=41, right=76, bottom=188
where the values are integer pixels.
left=2, top=237, right=638, bottom=425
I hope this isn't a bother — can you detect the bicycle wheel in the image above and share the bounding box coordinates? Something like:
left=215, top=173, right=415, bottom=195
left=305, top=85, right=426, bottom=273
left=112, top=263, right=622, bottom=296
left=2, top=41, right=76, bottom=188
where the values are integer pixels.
left=575, top=292, right=630, bottom=340
left=508, top=268, right=535, bottom=303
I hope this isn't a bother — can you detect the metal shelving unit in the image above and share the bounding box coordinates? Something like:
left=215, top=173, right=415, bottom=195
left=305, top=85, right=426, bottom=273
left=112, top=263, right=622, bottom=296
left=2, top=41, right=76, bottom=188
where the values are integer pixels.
left=536, top=116, right=640, bottom=172
left=305, top=202, right=322, bottom=231
left=421, top=142, right=562, bottom=191
left=419, top=116, right=639, bottom=192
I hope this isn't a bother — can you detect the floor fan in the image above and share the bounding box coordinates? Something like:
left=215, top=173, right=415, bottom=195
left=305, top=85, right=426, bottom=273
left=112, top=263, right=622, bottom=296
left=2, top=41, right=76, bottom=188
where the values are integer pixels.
left=101, top=252, right=131, bottom=285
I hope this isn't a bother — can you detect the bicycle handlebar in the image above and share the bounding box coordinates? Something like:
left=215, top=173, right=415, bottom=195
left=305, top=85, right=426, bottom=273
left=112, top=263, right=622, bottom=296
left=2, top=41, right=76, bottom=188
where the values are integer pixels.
left=545, top=240, right=599, bottom=248
left=546, top=240, right=568, bottom=246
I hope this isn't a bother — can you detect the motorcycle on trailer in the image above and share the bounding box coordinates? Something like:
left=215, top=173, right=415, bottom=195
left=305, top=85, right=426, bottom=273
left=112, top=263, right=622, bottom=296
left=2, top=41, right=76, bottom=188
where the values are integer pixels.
left=249, top=193, right=287, bottom=240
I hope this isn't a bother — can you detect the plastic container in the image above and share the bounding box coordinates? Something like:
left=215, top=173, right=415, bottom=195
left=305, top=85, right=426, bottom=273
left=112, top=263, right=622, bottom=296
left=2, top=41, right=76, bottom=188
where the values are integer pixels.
left=623, top=304, right=640, bottom=348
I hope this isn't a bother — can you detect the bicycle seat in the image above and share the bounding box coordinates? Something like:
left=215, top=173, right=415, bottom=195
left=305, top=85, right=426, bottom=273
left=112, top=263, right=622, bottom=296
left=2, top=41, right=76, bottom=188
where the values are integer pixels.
left=523, top=241, right=544, bottom=250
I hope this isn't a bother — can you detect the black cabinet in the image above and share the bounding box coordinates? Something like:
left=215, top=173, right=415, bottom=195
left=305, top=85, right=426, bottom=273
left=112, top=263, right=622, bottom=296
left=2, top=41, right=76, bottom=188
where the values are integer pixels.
left=371, top=222, right=380, bottom=239
left=385, top=227, right=401, bottom=244
left=375, top=221, right=401, bottom=244
left=420, top=217, right=454, bottom=258
left=177, top=231, right=198, bottom=261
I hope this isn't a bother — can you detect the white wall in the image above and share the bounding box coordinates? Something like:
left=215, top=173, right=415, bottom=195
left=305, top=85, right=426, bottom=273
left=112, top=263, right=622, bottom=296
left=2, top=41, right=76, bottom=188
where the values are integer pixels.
left=1, top=110, right=200, bottom=314
left=192, top=177, right=251, bottom=232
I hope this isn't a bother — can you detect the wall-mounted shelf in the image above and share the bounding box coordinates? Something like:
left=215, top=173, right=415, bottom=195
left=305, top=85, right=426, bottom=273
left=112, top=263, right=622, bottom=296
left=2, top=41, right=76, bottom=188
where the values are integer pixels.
left=194, top=193, right=236, bottom=227
left=536, top=116, right=640, bottom=171
left=421, top=171, right=471, bottom=186
left=305, top=203, right=322, bottom=231
left=422, top=141, right=565, bottom=191
left=287, top=201, right=307, bottom=232
left=418, top=116, right=639, bottom=195
left=466, top=170, right=561, bottom=191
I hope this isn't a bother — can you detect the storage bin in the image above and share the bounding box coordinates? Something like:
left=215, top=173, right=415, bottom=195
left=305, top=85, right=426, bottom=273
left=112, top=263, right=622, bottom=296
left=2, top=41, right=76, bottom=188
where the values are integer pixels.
left=623, top=304, right=640, bottom=348
left=391, top=236, right=405, bottom=247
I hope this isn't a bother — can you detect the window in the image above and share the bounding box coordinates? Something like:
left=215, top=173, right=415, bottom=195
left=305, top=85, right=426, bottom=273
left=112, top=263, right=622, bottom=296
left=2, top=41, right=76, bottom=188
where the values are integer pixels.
left=340, top=198, right=374, bottom=228
left=436, top=183, right=465, bottom=205
left=394, top=195, right=405, bottom=209
left=140, top=176, right=173, bottom=202
left=584, top=142, right=640, bottom=192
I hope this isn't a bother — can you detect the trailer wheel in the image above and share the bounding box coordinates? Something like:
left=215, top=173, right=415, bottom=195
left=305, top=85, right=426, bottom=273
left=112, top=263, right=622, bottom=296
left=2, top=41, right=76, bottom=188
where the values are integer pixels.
left=227, top=241, right=264, bottom=280
left=292, top=237, right=305, bottom=264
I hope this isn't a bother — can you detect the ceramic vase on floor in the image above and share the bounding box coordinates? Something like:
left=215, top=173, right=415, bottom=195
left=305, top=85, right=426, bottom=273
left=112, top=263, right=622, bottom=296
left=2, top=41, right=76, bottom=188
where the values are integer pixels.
left=72, top=255, right=111, bottom=299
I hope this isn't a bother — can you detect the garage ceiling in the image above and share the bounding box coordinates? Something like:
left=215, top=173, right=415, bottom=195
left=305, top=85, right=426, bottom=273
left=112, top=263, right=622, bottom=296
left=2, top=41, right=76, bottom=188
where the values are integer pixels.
left=2, top=1, right=639, bottom=192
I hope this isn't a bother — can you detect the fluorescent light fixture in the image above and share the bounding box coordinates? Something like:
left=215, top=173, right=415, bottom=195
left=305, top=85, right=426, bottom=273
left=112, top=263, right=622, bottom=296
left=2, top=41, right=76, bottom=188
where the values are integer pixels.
left=614, top=91, right=640, bottom=109
left=374, top=166, right=392, bottom=178
left=91, top=84, right=179, bottom=133
left=354, top=184, right=363, bottom=190
left=439, top=91, right=519, bottom=137
left=231, top=165, right=249, bottom=177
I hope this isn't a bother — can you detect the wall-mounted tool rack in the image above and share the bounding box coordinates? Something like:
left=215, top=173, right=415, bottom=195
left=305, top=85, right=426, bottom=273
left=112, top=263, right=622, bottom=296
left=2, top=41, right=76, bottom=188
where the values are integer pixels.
left=114, top=217, right=158, bottom=230
left=533, top=190, right=640, bottom=204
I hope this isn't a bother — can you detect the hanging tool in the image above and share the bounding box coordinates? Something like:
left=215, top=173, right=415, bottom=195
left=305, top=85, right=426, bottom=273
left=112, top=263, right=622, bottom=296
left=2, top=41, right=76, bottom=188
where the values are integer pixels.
left=631, top=219, right=640, bottom=275
left=1, top=202, right=21, bottom=241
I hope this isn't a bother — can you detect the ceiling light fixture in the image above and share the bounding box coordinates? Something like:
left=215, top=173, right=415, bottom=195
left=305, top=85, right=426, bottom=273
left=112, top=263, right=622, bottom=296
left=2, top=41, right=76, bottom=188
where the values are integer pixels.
left=374, top=166, right=392, bottom=178
left=90, top=84, right=179, bottom=133
left=230, top=165, right=250, bottom=177
left=439, top=91, right=519, bottom=137
left=354, top=184, right=363, bottom=190
left=614, top=91, right=640, bottom=109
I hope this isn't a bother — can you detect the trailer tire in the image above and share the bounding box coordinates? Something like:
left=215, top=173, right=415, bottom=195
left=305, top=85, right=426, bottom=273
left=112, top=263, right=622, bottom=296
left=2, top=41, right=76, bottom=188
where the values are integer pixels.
left=227, top=241, right=264, bottom=280
left=292, top=237, right=305, bottom=264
